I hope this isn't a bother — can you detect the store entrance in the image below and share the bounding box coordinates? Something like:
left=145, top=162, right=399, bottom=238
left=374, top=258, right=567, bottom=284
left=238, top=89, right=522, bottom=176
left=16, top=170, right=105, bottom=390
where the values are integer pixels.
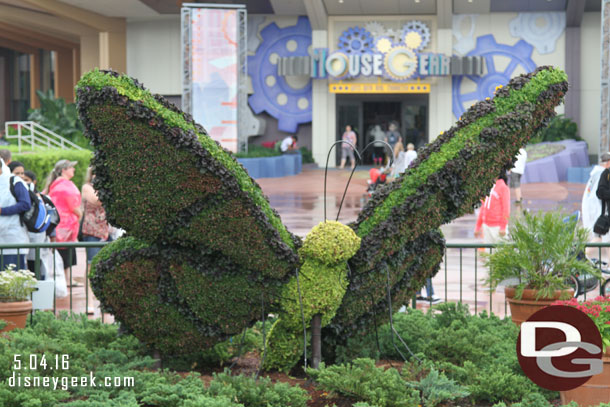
left=336, top=94, right=428, bottom=166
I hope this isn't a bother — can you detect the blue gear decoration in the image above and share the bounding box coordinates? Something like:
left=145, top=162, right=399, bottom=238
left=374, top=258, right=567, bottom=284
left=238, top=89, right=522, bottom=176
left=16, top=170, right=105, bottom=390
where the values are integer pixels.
left=338, top=27, right=374, bottom=55
left=248, top=16, right=312, bottom=133
left=452, top=34, right=537, bottom=119
left=401, top=21, right=430, bottom=51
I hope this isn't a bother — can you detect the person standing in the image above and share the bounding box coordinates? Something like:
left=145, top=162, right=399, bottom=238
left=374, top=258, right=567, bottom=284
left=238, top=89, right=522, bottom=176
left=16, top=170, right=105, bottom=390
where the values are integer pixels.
left=384, top=122, right=400, bottom=164
left=44, top=160, right=82, bottom=275
left=340, top=125, right=357, bottom=170
left=81, top=167, right=109, bottom=267
left=583, top=152, right=610, bottom=259
left=0, top=160, right=31, bottom=269
left=404, top=143, right=418, bottom=168
left=509, top=148, right=527, bottom=204
left=370, top=125, right=385, bottom=166
left=474, top=172, right=510, bottom=243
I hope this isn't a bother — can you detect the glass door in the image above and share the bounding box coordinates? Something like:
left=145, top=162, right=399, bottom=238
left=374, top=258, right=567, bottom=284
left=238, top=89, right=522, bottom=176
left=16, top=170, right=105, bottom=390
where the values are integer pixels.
left=402, top=96, right=428, bottom=150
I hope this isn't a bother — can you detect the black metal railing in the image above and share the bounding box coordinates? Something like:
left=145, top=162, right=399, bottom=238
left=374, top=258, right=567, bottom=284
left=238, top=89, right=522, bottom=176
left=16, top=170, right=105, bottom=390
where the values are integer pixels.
left=1, top=241, right=610, bottom=321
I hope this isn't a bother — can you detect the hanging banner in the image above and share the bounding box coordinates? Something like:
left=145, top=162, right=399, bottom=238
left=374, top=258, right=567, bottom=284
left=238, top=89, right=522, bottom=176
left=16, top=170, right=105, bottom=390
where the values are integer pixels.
left=187, top=8, right=240, bottom=151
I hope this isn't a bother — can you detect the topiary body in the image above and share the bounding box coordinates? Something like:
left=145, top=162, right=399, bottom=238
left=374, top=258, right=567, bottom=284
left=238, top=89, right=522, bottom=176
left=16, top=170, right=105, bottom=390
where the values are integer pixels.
left=263, top=221, right=360, bottom=370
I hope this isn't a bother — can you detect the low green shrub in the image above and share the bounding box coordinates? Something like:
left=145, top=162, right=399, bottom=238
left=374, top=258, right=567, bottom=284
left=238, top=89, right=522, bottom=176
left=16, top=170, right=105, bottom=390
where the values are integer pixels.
left=234, top=145, right=280, bottom=158
left=493, top=398, right=610, bottom=407
left=300, top=146, right=315, bottom=164
left=207, top=370, right=309, bottom=407
left=416, top=368, right=470, bottom=407
left=308, top=358, right=420, bottom=407
left=199, top=320, right=267, bottom=367
left=0, top=312, right=309, bottom=407
left=12, top=149, right=91, bottom=189
left=529, top=114, right=580, bottom=144
left=27, top=89, right=89, bottom=149
left=334, top=303, right=553, bottom=405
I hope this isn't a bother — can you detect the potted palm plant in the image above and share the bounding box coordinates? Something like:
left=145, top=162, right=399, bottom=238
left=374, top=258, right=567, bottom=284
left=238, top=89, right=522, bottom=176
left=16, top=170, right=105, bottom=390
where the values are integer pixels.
left=0, top=264, right=37, bottom=332
left=485, top=210, right=601, bottom=326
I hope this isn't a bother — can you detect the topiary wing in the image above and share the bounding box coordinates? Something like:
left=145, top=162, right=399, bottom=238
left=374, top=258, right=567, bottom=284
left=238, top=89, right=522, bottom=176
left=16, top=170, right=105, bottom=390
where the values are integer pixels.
left=90, top=237, right=287, bottom=354
left=76, top=70, right=300, bottom=280
left=329, top=66, right=569, bottom=338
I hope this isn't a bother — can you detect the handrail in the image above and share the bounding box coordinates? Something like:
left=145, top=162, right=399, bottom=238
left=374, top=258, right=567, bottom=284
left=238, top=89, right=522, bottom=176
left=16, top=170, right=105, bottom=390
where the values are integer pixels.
left=0, top=241, right=608, bottom=321
left=4, top=121, right=84, bottom=152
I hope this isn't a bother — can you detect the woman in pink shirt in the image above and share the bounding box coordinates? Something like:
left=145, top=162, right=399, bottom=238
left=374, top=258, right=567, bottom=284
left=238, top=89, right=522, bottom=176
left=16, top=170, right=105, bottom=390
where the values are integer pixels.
left=474, top=172, right=510, bottom=243
left=44, top=160, right=82, bottom=272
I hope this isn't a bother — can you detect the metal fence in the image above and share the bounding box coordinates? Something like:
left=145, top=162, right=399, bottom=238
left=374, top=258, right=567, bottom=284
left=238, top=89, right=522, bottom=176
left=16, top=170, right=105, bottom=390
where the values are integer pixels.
left=0, top=242, right=108, bottom=321
left=2, top=241, right=610, bottom=322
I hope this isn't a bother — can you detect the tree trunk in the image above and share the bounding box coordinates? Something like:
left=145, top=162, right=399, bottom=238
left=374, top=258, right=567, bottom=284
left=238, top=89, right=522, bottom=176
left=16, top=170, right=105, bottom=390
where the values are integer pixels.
left=312, top=313, right=322, bottom=369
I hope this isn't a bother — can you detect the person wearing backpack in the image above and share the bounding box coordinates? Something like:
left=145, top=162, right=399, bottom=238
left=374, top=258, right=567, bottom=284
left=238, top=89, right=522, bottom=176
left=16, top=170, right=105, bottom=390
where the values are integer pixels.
left=0, top=159, right=31, bottom=270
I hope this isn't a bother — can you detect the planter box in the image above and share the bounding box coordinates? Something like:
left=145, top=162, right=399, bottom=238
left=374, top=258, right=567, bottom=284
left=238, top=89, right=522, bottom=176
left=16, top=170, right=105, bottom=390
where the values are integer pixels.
left=522, top=140, right=589, bottom=184
left=237, top=152, right=302, bottom=179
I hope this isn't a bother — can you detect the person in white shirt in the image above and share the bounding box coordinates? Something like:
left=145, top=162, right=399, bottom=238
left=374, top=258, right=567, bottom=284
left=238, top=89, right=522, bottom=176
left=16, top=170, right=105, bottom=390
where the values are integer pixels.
left=404, top=143, right=417, bottom=168
left=582, top=152, right=610, bottom=259
left=508, top=148, right=527, bottom=204
left=0, top=158, right=31, bottom=270
left=280, top=135, right=297, bottom=153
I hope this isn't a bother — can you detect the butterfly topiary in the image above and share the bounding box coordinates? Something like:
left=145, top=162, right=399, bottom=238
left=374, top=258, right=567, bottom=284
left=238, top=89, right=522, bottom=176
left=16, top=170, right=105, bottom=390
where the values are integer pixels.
left=77, top=66, right=568, bottom=370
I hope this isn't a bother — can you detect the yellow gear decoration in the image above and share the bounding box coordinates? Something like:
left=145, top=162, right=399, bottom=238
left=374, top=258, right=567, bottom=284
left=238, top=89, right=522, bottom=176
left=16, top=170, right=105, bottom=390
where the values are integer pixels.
left=404, top=31, right=423, bottom=50
left=375, top=37, right=393, bottom=54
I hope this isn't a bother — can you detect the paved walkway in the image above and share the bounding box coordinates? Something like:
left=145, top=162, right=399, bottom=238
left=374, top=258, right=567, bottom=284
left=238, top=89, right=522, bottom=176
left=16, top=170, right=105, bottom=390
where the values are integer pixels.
left=55, top=166, right=591, bottom=320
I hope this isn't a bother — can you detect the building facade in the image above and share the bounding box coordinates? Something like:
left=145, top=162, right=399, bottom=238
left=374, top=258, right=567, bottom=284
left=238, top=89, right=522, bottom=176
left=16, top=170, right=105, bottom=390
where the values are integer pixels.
left=0, top=0, right=602, bottom=166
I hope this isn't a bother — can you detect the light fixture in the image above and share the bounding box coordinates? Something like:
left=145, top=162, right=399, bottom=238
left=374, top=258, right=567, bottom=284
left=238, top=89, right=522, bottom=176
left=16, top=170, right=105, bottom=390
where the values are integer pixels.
left=414, top=0, right=420, bottom=3
left=339, top=0, right=343, bottom=3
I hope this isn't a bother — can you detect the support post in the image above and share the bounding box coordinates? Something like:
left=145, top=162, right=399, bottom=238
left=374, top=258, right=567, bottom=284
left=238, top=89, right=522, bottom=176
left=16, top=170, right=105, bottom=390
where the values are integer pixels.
left=311, top=313, right=322, bottom=369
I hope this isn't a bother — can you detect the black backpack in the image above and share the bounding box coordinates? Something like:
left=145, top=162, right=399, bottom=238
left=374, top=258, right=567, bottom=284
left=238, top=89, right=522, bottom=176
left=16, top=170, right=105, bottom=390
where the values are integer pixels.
left=9, top=176, right=60, bottom=235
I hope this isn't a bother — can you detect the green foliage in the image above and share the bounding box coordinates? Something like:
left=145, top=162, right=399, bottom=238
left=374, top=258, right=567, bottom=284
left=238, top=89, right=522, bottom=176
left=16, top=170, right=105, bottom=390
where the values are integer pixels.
left=307, top=358, right=420, bottom=407
left=334, top=304, right=554, bottom=404
left=415, top=368, right=469, bottom=407
left=0, top=264, right=37, bottom=302
left=0, top=312, right=309, bottom=407
left=199, top=321, right=267, bottom=366
left=299, top=146, right=315, bottom=164
left=234, top=145, right=280, bottom=158
left=530, top=114, right=580, bottom=144
left=485, top=210, right=601, bottom=299
left=491, top=395, right=610, bottom=407
left=12, top=149, right=91, bottom=190
left=299, top=221, right=361, bottom=264
left=90, top=235, right=285, bottom=355
left=264, top=222, right=360, bottom=371
left=78, top=66, right=569, bottom=366
left=78, top=69, right=306, bottom=352
left=207, top=370, right=309, bottom=407
left=27, top=89, right=90, bottom=149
